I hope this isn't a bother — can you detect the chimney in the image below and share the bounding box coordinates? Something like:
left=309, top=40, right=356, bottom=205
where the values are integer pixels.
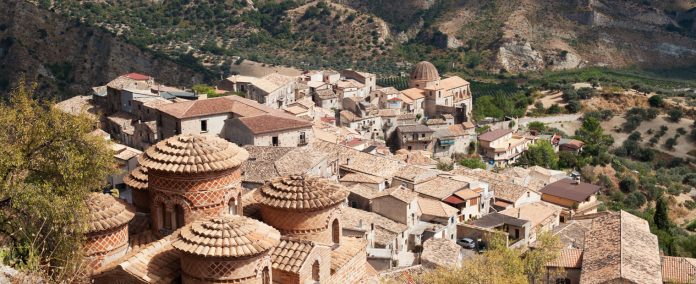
left=358, top=219, right=363, bottom=229
left=517, top=209, right=521, bottom=219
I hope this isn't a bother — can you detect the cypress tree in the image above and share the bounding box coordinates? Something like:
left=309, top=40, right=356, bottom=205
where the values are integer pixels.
left=654, top=197, right=670, bottom=230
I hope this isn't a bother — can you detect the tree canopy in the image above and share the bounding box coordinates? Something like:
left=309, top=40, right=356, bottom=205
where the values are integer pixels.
left=516, top=140, right=559, bottom=169
left=0, top=80, right=114, bottom=281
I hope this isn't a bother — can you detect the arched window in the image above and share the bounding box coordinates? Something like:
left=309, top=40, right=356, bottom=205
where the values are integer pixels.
left=229, top=198, right=237, bottom=215
left=312, top=260, right=320, bottom=281
left=158, top=202, right=169, bottom=230
left=332, top=219, right=340, bottom=245
left=174, top=204, right=185, bottom=229
left=262, top=266, right=270, bottom=284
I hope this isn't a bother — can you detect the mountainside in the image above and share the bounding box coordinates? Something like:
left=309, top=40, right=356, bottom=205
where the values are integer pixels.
left=0, top=0, right=209, bottom=99
left=2, top=0, right=695, bottom=89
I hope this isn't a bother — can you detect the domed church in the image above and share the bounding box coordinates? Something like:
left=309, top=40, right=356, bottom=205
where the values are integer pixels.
left=400, top=61, right=473, bottom=123
left=91, top=134, right=368, bottom=284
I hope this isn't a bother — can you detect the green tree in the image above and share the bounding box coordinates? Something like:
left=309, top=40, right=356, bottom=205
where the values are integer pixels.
left=459, top=158, right=487, bottom=170
left=417, top=233, right=527, bottom=284
left=619, top=176, right=637, bottom=192
left=648, top=95, right=664, bottom=108
left=668, top=109, right=683, bottom=122
left=654, top=197, right=670, bottom=230
left=574, top=117, right=614, bottom=165
left=527, top=121, right=546, bottom=133
left=558, top=151, right=578, bottom=169
left=517, top=140, right=559, bottom=169
left=524, top=231, right=563, bottom=283
left=0, top=80, right=114, bottom=281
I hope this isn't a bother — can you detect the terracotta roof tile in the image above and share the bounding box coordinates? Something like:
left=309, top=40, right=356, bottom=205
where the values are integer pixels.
left=236, top=114, right=311, bottom=135
left=414, top=176, right=469, bottom=200
left=547, top=248, right=583, bottom=268
left=139, top=134, right=248, bottom=174
left=258, top=175, right=349, bottom=211
left=270, top=238, right=315, bottom=273
left=478, top=129, right=513, bottom=142
left=86, top=193, right=134, bottom=233
left=173, top=214, right=280, bottom=258
left=416, top=197, right=459, bottom=218
left=340, top=173, right=385, bottom=184
left=340, top=207, right=408, bottom=246
left=421, top=238, right=461, bottom=268
left=118, top=233, right=181, bottom=283
left=662, top=256, right=696, bottom=283
left=123, top=166, right=148, bottom=190
left=331, top=237, right=367, bottom=273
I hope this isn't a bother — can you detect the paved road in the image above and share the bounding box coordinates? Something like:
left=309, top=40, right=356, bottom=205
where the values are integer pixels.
left=519, top=114, right=583, bottom=125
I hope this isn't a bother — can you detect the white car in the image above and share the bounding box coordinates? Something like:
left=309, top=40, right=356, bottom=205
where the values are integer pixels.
left=457, top=238, right=475, bottom=249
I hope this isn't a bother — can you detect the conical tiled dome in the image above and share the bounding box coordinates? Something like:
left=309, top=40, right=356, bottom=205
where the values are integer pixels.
left=258, top=175, right=349, bottom=211
left=173, top=214, right=280, bottom=258
left=411, top=61, right=439, bottom=81
left=86, top=192, right=134, bottom=233
left=138, top=134, right=249, bottom=173
left=123, top=166, right=148, bottom=190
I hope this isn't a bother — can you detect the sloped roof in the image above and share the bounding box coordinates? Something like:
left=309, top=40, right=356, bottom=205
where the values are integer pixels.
left=86, top=193, right=134, bottom=233
left=240, top=146, right=291, bottom=184
left=478, top=129, right=513, bottom=142
left=439, top=76, right=470, bottom=90
left=547, top=248, right=583, bottom=268
left=123, top=166, right=148, bottom=190
left=173, top=214, right=280, bottom=258
left=417, top=197, right=459, bottom=218
left=500, top=201, right=561, bottom=228
left=397, top=124, right=434, bottom=133
left=347, top=184, right=385, bottom=200
left=421, top=238, right=461, bottom=268
left=540, top=179, right=600, bottom=203
left=580, top=211, right=662, bottom=284
left=340, top=172, right=385, bottom=184
left=113, top=233, right=181, bottom=283
left=274, top=148, right=326, bottom=176
left=662, top=256, right=696, bottom=283
left=394, top=165, right=438, bottom=184
left=271, top=238, right=317, bottom=273
left=258, top=175, right=349, bottom=211
left=236, top=114, right=311, bottom=135
left=139, top=134, right=248, bottom=173
left=470, top=212, right=528, bottom=228
left=341, top=207, right=408, bottom=246
left=331, top=237, right=367, bottom=273
left=414, top=177, right=469, bottom=200
left=315, top=88, right=337, bottom=99
left=374, top=186, right=418, bottom=204
left=156, top=95, right=273, bottom=119
left=400, top=88, right=425, bottom=102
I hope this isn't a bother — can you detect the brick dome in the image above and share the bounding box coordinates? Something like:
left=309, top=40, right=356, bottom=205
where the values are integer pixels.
left=139, top=134, right=249, bottom=174
left=123, top=166, right=148, bottom=190
left=410, top=61, right=439, bottom=82
left=173, top=214, right=280, bottom=258
left=258, top=175, right=349, bottom=211
left=86, top=192, right=134, bottom=233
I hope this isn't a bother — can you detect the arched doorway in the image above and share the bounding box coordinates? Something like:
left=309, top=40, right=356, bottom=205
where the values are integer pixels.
left=262, top=266, right=270, bottom=284
left=174, top=204, right=185, bottom=229
left=312, top=260, right=320, bottom=281
left=332, top=219, right=340, bottom=245
left=229, top=198, right=237, bottom=215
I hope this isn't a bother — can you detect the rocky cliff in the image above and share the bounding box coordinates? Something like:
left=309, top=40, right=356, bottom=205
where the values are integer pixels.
left=0, top=0, right=208, bottom=99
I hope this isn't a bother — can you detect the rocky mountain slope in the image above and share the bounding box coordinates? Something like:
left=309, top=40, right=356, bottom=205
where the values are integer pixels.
left=0, top=0, right=208, bottom=98
left=345, top=0, right=696, bottom=72
left=1, top=0, right=695, bottom=91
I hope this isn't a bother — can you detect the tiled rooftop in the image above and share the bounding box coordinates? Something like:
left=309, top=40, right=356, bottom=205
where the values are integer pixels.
left=661, top=256, right=696, bottom=283
left=416, top=197, right=459, bottom=218
left=86, top=193, right=134, bottom=233
left=271, top=238, right=317, bottom=273
left=139, top=134, right=249, bottom=174
left=173, top=214, right=280, bottom=258
left=421, top=238, right=461, bottom=268
left=123, top=166, right=148, bottom=190
left=258, top=175, right=348, bottom=211
left=340, top=207, right=408, bottom=247
left=547, top=248, right=583, bottom=269
left=414, top=176, right=469, bottom=200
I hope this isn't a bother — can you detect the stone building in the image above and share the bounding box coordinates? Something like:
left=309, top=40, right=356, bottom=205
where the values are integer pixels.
left=84, top=192, right=135, bottom=272
left=256, top=175, right=368, bottom=284
left=400, top=61, right=473, bottom=123
left=137, top=134, right=249, bottom=235
left=172, top=214, right=280, bottom=283
left=123, top=166, right=149, bottom=213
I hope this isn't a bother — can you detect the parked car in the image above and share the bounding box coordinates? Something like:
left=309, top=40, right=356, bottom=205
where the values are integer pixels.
left=456, top=237, right=475, bottom=249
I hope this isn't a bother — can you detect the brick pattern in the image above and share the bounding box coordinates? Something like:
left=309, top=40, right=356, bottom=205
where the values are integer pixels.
left=148, top=168, right=243, bottom=233
left=181, top=254, right=273, bottom=283
left=261, top=205, right=337, bottom=243
left=85, top=225, right=129, bottom=271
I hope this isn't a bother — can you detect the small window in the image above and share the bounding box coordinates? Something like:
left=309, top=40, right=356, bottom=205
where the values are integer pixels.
left=272, top=136, right=279, bottom=146
left=200, top=120, right=208, bottom=133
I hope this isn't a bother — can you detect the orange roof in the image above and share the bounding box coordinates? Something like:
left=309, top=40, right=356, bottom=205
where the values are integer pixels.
left=237, top=114, right=311, bottom=135
left=400, top=88, right=425, bottom=101
left=258, top=175, right=349, bottom=211
left=86, top=193, right=134, bottom=233
left=662, top=256, right=696, bottom=283
left=123, top=166, right=148, bottom=190
left=124, top=73, right=151, bottom=81
left=547, top=248, right=583, bottom=268
left=139, top=134, right=248, bottom=174
left=173, top=214, right=280, bottom=258
left=157, top=95, right=271, bottom=119
left=454, top=189, right=479, bottom=200
left=439, top=76, right=470, bottom=90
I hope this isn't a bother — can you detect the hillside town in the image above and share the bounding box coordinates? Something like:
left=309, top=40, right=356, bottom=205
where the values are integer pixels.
left=26, top=61, right=696, bottom=284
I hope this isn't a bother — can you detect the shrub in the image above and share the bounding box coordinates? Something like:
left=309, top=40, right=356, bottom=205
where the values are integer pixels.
left=665, top=137, right=677, bottom=150
left=648, top=95, right=664, bottom=107
left=459, top=158, right=487, bottom=169
left=619, top=176, right=637, bottom=192
left=668, top=109, right=683, bottom=122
